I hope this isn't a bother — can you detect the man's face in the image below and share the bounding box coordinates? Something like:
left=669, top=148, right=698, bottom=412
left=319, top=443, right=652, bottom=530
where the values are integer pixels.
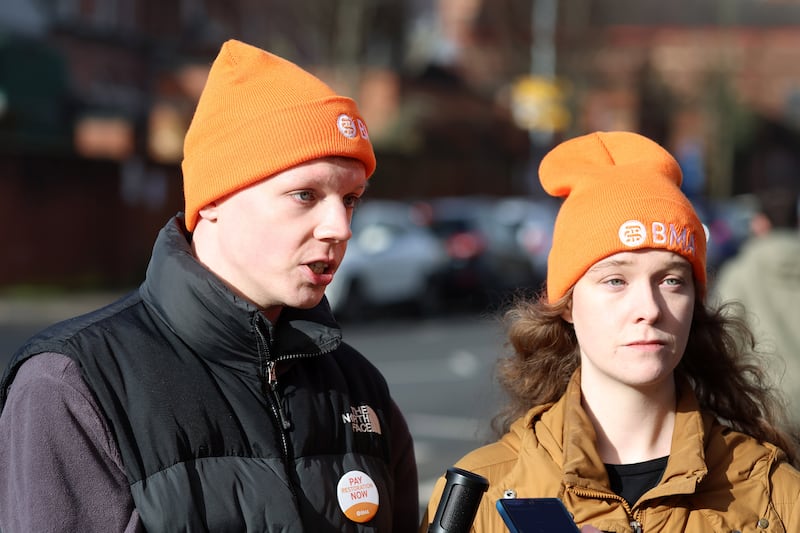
left=192, top=157, right=367, bottom=321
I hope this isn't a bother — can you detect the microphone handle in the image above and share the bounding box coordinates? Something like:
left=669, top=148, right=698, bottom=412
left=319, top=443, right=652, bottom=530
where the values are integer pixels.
left=427, top=467, right=490, bottom=533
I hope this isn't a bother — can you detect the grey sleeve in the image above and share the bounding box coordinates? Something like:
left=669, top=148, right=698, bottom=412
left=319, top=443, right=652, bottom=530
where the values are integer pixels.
left=0, top=353, right=142, bottom=533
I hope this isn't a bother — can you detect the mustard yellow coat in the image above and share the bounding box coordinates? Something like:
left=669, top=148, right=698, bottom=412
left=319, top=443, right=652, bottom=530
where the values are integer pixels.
left=422, top=372, right=800, bottom=532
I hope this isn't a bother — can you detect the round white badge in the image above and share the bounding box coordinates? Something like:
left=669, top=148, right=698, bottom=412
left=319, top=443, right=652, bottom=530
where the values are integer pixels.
left=337, top=470, right=379, bottom=523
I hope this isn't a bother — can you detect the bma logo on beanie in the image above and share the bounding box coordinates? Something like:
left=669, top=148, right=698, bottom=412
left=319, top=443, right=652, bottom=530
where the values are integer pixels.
left=619, top=219, right=697, bottom=257
left=619, top=220, right=647, bottom=247
left=337, top=114, right=370, bottom=140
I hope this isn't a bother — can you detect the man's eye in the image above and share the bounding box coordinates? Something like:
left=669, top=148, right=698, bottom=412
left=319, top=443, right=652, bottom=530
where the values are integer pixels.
left=293, top=191, right=314, bottom=202
left=344, top=196, right=362, bottom=209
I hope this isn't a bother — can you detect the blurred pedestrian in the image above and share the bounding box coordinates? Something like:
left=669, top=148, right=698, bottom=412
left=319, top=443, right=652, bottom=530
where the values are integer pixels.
left=714, top=186, right=800, bottom=427
left=421, top=131, right=800, bottom=532
left=0, top=39, right=418, bottom=532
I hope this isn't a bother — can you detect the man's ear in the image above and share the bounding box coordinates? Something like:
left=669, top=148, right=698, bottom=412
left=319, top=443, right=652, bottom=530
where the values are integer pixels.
left=197, top=201, right=220, bottom=223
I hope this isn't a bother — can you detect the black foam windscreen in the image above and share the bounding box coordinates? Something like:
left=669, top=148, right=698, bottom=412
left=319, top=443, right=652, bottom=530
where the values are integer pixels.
left=427, top=467, right=490, bottom=533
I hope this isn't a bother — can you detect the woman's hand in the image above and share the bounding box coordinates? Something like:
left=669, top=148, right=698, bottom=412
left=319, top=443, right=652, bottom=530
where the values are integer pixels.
left=580, top=525, right=603, bottom=533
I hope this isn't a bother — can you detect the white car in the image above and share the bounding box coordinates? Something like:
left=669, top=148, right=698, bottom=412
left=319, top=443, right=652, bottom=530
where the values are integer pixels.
left=326, top=200, right=449, bottom=320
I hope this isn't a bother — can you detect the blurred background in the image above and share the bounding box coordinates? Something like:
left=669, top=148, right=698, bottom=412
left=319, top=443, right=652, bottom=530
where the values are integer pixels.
left=3, top=0, right=800, bottom=290
left=2, top=0, right=800, bottom=515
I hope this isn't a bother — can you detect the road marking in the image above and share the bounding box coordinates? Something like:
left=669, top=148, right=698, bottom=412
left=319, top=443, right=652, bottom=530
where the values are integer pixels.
left=448, top=349, right=480, bottom=377
left=375, top=350, right=483, bottom=384
left=407, top=412, right=488, bottom=440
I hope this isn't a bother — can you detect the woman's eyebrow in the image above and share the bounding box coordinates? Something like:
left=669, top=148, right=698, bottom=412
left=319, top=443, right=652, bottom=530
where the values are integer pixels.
left=586, top=257, right=692, bottom=274
left=653, top=258, right=693, bottom=273
left=586, top=259, right=631, bottom=273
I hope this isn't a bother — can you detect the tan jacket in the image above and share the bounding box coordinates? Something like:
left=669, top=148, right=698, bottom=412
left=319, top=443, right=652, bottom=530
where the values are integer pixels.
left=422, top=372, right=800, bottom=532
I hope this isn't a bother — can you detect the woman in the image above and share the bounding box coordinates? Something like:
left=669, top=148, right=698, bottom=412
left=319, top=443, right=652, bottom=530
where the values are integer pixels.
left=422, top=131, right=800, bottom=532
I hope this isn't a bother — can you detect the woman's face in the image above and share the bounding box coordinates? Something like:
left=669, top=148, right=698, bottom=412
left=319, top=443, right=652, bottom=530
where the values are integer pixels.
left=564, top=249, right=695, bottom=392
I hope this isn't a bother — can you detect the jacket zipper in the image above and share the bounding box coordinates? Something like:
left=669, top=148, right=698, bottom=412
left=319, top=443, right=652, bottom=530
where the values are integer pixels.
left=267, top=361, right=291, bottom=430
left=570, top=486, right=644, bottom=532
left=251, top=314, right=341, bottom=528
left=253, top=315, right=338, bottom=452
left=254, top=321, right=293, bottom=461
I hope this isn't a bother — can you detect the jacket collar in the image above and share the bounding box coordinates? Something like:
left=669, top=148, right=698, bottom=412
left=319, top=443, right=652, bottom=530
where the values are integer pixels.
left=504, top=369, right=710, bottom=497
left=139, top=216, right=342, bottom=368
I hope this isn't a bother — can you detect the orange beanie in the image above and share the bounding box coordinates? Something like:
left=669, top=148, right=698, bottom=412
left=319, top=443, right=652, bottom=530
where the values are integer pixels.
left=181, top=39, right=376, bottom=231
left=540, top=131, right=707, bottom=302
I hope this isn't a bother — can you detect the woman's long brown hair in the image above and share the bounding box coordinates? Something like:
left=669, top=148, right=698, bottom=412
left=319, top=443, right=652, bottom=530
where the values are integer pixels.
left=492, top=289, right=800, bottom=467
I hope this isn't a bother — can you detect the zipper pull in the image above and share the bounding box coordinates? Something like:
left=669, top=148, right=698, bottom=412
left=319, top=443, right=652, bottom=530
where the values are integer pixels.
left=268, top=360, right=278, bottom=390
left=266, top=361, right=292, bottom=430
left=630, top=520, right=643, bottom=533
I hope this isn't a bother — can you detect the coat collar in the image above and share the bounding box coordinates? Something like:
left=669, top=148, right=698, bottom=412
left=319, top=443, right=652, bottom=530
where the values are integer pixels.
left=503, top=369, right=710, bottom=498
left=139, top=216, right=342, bottom=368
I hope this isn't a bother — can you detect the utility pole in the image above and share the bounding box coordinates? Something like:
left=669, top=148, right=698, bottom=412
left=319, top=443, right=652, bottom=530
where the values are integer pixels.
left=530, top=0, right=558, bottom=148
left=512, top=0, right=560, bottom=194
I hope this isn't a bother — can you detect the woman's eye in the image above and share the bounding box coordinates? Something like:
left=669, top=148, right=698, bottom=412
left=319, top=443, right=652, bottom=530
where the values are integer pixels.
left=604, top=278, right=625, bottom=287
left=663, top=277, right=684, bottom=287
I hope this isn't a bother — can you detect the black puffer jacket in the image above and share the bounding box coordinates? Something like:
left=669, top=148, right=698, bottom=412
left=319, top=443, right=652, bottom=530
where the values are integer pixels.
left=1, top=217, right=418, bottom=532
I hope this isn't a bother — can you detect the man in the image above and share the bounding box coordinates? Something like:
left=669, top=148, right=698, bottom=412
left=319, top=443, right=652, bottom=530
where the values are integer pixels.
left=0, top=39, right=418, bottom=532
left=714, top=186, right=800, bottom=427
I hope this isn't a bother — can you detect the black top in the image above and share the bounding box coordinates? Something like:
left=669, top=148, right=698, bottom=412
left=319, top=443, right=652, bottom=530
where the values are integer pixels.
left=605, top=456, right=668, bottom=508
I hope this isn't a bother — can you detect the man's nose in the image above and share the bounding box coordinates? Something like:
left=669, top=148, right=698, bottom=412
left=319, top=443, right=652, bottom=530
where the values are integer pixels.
left=315, top=202, right=353, bottom=243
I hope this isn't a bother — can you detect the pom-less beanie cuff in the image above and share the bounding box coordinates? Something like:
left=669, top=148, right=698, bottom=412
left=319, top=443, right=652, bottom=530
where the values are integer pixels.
left=181, top=39, right=376, bottom=231
left=539, top=131, right=707, bottom=302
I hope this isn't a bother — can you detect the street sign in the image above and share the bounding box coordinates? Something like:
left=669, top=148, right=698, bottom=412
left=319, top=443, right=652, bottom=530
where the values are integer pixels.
left=510, top=75, right=570, bottom=132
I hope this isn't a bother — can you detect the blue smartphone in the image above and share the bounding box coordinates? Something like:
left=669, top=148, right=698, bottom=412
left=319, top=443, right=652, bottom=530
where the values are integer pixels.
left=496, top=498, right=581, bottom=533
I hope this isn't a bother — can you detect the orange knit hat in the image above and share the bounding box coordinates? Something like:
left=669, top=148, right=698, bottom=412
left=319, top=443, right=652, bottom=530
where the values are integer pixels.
left=540, top=131, right=707, bottom=302
left=181, top=39, right=376, bottom=231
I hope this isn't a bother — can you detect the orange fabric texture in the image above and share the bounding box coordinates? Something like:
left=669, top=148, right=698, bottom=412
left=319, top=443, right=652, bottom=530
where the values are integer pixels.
left=181, top=39, right=376, bottom=231
left=539, top=131, right=707, bottom=302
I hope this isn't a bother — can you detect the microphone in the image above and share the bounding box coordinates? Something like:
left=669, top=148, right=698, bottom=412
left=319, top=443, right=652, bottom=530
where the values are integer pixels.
left=427, top=467, right=490, bottom=533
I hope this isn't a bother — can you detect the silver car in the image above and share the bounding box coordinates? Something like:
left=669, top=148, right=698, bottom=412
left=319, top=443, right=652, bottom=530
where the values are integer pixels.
left=326, top=199, right=449, bottom=321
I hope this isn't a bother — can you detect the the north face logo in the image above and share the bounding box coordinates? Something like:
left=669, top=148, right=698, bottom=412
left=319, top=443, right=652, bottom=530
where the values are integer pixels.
left=342, top=405, right=382, bottom=435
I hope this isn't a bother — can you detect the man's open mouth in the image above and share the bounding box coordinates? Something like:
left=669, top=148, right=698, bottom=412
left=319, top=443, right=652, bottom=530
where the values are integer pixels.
left=308, top=261, right=329, bottom=275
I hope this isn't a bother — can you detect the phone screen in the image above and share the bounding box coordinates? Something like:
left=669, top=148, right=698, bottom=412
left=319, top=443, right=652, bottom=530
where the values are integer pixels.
left=495, top=498, right=581, bottom=533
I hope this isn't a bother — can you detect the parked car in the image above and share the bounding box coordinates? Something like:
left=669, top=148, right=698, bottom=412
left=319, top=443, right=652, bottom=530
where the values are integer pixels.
left=422, top=196, right=540, bottom=307
left=325, top=199, right=449, bottom=321
left=491, top=196, right=559, bottom=292
left=704, top=194, right=758, bottom=272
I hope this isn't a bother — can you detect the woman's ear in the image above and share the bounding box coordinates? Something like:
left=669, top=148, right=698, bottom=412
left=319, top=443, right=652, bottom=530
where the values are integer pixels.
left=561, top=298, right=574, bottom=324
